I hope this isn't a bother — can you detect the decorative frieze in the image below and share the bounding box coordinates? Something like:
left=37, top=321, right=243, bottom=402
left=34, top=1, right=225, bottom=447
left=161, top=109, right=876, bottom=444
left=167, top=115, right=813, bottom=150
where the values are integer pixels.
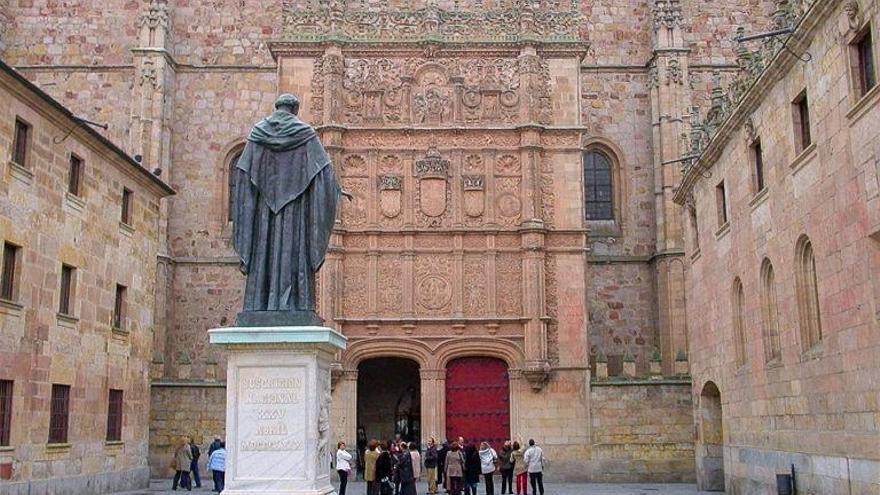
left=281, top=1, right=580, bottom=42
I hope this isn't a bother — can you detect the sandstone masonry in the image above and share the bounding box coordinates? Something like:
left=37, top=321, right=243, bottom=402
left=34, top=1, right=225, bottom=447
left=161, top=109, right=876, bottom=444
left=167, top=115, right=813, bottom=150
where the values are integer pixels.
left=0, top=59, right=173, bottom=494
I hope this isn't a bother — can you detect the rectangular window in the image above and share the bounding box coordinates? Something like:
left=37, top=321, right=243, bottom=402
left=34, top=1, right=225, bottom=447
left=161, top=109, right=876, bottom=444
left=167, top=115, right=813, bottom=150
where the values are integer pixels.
left=59, top=264, right=75, bottom=316
left=854, top=27, right=876, bottom=97
left=48, top=384, right=70, bottom=444
left=751, top=139, right=765, bottom=193
left=12, top=118, right=30, bottom=167
left=106, top=389, right=123, bottom=442
left=113, top=284, right=126, bottom=330
left=792, top=91, right=811, bottom=152
left=715, top=181, right=728, bottom=227
left=121, top=188, right=133, bottom=225
left=0, top=380, right=12, bottom=446
left=0, top=242, right=20, bottom=301
left=68, top=154, right=83, bottom=196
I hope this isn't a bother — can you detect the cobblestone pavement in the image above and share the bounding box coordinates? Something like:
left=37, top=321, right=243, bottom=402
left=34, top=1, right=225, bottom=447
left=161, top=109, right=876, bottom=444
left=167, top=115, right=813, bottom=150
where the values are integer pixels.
left=114, top=479, right=722, bottom=495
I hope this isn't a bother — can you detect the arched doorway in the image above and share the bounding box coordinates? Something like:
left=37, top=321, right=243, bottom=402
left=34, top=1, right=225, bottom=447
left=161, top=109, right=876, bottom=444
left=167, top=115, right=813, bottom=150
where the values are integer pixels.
left=445, top=357, right=510, bottom=451
left=697, top=381, right=725, bottom=491
left=357, top=358, right=421, bottom=444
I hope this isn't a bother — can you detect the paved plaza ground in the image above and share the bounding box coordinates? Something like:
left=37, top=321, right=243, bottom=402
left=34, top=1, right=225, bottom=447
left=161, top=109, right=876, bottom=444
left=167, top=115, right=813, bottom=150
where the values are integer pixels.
left=114, top=479, right=722, bottom=495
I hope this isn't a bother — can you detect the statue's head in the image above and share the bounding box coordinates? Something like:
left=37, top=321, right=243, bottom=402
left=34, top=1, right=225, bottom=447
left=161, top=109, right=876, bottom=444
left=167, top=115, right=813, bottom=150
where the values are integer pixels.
left=274, top=93, right=300, bottom=115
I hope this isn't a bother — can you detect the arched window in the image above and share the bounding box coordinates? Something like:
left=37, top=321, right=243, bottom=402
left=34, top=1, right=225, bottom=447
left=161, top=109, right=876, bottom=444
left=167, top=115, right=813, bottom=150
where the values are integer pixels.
left=732, top=277, right=747, bottom=368
left=795, top=236, right=822, bottom=350
left=761, top=259, right=781, bottom=362
left=583, top=149, right=614, bottom=221
left=227, top=149, right=243, bottom=222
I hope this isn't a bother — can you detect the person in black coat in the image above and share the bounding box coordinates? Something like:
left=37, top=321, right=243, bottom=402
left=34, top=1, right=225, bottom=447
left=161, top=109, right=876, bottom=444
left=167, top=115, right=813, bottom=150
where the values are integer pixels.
left=208, top=436, right=223, bottom=456
left=464, top=444, right=482, bottom=495
left=437, top=440, right=449, bottom=489
left=376, top=444, right=394, bottom=495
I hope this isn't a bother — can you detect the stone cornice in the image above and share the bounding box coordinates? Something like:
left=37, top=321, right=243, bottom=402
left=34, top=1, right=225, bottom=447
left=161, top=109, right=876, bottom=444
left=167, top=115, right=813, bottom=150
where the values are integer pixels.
left=673, top=0, right=833, bottom=205
left=268, top=39, right=589, bottom=60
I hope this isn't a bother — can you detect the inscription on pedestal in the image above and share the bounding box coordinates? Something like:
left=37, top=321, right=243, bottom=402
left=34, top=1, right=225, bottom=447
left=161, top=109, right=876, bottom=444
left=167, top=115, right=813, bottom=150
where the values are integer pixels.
left=236, top=367, right=307, bottom=480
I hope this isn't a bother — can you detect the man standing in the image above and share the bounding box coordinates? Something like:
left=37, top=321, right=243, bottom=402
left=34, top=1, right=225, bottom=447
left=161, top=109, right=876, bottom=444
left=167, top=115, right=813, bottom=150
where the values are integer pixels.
left=424, top=437, right=439, bottom=494
left=437, top=439, right=449, bottom=490
left=172, top=436, right=193, bottom=491
left=190, top=437, right=202, bottom=489
left=208, top=435, right=222, bottom=457
left=522, top=440, right=544, bottom=495
left=207, top=441, right=227, bottom=493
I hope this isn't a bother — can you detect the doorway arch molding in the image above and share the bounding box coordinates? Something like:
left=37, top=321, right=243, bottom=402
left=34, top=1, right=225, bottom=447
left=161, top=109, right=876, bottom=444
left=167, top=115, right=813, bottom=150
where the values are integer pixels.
left=434, top=338, right=525, bottom=369
left=340, top=337, right=526, bottom=371
left=341, top=337, right=433, bottom=370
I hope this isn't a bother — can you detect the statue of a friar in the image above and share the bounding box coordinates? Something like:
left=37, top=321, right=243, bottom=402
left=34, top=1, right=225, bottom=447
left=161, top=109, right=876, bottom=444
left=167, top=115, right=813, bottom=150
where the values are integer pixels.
left=231, top=94, right=348, bottom=326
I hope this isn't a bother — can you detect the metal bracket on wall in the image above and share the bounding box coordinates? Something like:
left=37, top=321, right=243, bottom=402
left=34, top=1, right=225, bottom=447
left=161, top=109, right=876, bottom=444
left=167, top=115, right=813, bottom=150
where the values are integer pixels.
left=735, top=27, right=812, bottom=63
left=53, top=116, right=109, bottom=144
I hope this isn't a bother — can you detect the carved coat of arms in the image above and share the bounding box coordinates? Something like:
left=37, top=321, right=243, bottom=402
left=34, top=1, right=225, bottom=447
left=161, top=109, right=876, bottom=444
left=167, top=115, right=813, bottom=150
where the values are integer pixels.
left=378, top=174, right=402, bottom=218
left=415, top=147, right=449, bottom=218
left=462, top=175, right=485, bottom=218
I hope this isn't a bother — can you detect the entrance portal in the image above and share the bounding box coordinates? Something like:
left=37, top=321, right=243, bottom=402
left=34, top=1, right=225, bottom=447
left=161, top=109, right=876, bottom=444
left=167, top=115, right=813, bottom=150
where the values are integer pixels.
left=445, top=357, right=510, bottom=451
left=697, top=381, right=725, bottom=491
left=357, top=358, right=421, bottom=444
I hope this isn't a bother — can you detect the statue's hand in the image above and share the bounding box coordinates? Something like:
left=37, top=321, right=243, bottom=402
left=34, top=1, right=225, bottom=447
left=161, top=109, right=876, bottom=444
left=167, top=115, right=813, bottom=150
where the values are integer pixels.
left=340, top=189, right=354, bottom=201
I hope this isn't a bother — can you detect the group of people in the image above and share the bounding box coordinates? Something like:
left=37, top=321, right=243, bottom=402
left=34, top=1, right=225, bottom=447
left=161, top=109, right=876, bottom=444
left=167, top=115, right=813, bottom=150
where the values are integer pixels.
left=341, top=436, right=546, bottom=495
left=171, top=435, right=227, bottom=492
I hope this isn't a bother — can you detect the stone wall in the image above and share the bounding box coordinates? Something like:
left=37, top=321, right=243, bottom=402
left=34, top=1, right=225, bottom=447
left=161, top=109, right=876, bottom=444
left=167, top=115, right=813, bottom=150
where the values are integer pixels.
left=149, top=384, right=226, bottom=479
left=680, top=0, right=880, bottom=492
left=588, top=381, right=695, bottom=482
left=0, top=62, right=171, bottom=493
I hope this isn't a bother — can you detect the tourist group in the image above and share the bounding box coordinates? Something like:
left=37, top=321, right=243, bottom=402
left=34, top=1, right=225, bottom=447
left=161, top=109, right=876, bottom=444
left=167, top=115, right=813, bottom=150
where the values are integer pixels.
left=337, top=437, right=547, bottom=495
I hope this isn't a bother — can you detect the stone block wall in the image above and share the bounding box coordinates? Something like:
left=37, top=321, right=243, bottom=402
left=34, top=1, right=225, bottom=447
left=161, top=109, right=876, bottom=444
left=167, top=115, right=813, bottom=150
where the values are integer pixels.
left=588, top=382, right=695, bottom=482
left=682, top=0, right=880, bottom=492
left=0, top=63, right=171, bottom=493
left=149, top=384, right=226, bottom=479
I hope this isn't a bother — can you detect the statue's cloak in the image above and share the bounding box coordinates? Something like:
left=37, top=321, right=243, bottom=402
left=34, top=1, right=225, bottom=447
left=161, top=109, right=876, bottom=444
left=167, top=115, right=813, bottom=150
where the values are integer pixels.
left=233, top=110, right=339, bottom=312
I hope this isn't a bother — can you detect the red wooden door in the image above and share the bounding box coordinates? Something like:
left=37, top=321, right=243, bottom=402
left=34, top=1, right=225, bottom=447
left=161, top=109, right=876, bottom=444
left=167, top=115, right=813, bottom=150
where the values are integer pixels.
left=445, top=357, right=510, bottom=451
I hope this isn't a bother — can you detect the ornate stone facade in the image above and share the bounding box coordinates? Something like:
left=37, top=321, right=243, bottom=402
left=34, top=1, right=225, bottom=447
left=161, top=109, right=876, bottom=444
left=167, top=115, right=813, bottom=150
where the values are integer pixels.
left=0, top=0, right=834, bottom=489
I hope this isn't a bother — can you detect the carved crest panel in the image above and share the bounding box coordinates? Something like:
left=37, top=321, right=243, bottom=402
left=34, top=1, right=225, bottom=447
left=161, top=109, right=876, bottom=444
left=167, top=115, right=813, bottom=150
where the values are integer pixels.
left=340, top=177, right=369, bottom=227
left=343, top=255, right=369, bottom=317
left=494, top=154, right=522, bottom=226
left=377, top=255, right=404, bottom=314
left=414, top=255, right=454, bottom=314
left=463, top=256, right=488, bottom=316
left=496, top=253, right=523, bottom=316
left=415, top=147, right=452, bottom=227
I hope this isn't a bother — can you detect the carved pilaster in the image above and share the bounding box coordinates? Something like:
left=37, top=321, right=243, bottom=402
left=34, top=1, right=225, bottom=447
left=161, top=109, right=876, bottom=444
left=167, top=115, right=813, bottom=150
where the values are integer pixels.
left=419, top=368, right=447, bottom=445
left=322, top=47, right=345, bottom=125
left=520, top=225, right=549, bottom=390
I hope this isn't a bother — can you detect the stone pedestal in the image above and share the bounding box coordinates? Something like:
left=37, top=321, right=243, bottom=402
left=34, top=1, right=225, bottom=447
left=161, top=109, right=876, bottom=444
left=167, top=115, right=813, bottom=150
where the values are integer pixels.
left=208, top=326, right=347, bottom=495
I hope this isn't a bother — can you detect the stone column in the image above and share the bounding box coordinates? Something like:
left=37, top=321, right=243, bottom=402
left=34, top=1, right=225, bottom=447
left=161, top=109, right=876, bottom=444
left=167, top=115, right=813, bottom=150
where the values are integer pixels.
left=209, top=326, right=347, bottom=495
left=332, top=369, right=359, bottom=448
left=419, top=369, right=446, bottom=448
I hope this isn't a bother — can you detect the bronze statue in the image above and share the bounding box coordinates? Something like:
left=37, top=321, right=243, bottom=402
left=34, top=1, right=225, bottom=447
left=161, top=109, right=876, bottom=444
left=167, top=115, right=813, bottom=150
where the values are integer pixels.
left=231, top=94, right=348, bottom=326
